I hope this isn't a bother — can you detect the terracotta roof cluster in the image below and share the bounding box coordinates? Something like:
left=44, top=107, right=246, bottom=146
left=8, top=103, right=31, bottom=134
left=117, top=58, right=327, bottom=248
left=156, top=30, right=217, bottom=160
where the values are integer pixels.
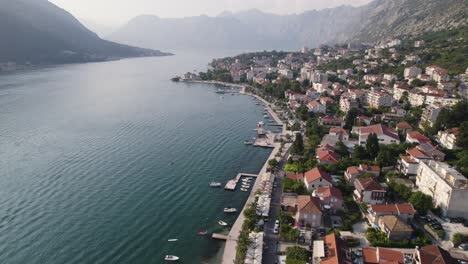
left=297, top=195, right=322, bottom=214
left=362, top=247, right=404, bottom=264
left=417, top=245, right=457, bottom=264
left=399, top=154, right=418, bottom=164
left=380, top=215, right=413, bottom=233
left=370, top=203, right=416, bottom=214
left=305, top=167, right=333, bottom=184
left=315, top=186, right=343, bottom=201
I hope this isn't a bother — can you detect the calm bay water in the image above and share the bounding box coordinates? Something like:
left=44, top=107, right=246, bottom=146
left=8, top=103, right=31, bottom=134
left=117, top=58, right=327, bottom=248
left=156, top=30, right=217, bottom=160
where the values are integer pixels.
left=0, top=52, right=272, bottom=263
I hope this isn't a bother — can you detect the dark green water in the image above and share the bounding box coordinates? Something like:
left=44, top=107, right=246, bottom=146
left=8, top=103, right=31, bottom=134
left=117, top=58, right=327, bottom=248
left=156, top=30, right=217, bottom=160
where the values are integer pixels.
left=0, top=52, right=272, bottom=263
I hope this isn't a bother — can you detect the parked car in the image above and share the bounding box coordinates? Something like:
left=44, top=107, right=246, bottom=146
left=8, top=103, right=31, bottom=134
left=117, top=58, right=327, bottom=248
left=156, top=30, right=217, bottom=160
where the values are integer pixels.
left=273, top=226, right=279, bottom=234
left=458, top=243, right=468, bottom=251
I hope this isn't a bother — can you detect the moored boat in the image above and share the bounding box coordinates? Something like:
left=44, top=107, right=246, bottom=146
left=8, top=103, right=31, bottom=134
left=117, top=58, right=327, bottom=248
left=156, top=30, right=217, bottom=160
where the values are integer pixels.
left=196, top=230, right=208, bottom=236
left=218, top=220, right=228, bottom=226
left=240, top=188, right=248, bottom=192
left=224, top=207, right=237, bottom=213
left=167, top=239, right=178, bottom=242
left=243, top=140, right=254, bottom=145
left=209, top=182, right=222, bottom=187
left=165, top=255, right=179, bottom=261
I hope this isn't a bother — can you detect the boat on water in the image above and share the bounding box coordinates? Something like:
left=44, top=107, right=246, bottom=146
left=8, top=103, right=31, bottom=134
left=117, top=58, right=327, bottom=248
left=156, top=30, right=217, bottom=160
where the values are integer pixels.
left=218, top=221, right=228, bottom=226
left=243, top=140, right=254, bottom=145
left=240, top=188, right=248, bottom=192
left=165, top=255, right=179, bottom=261
left=224, top=207, right=237, bottom=213
left=263, top=115, right=270, bottom=119
left=258, top=121, right=265, bottom=126
left=209, top=182, right=222, bottom=187
left=242, top=185, right=250, bottom=189
left=196, top=230, right=208, bottom=236
left=215, top=89, right=226, bottom=94
left=167, top=239, right=178, bottom=242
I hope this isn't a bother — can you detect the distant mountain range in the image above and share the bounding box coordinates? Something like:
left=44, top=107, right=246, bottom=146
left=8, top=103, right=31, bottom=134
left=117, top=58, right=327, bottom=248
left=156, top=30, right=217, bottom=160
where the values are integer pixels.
left=109, top=0, right=467, bottom=51
left=0, top=0, right=170, bottom=64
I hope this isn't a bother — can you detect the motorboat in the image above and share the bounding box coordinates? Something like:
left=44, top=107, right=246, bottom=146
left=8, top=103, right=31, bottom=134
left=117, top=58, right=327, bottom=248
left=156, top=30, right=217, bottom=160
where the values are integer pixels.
left=167, top=239, right=178, bottom=242
left=165, top=255, right=179, bottom=261
left=258, top=121, right=265, bottom=126
left=224, top=207, right=237, bottom=213
left=240, top=188, right=249, bottom=192
left=196, top=230, right=208, bottom=236
left=243, top=140, right=254, bottom=145
left=218, top=221, right=228, bottom=226
left=209, top=182, right=222, bottom=187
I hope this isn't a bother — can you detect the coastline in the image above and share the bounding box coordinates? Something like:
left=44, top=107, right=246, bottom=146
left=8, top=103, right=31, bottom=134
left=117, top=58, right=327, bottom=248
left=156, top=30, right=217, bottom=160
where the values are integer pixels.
left=221, top=91, right=287, bottom=264
left=182, top=78, right=288, bottom=263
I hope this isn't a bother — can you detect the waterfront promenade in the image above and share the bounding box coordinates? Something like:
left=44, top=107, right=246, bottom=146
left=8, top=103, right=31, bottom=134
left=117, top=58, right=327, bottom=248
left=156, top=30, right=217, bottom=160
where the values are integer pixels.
left=221, top=95, right=286, bottom=264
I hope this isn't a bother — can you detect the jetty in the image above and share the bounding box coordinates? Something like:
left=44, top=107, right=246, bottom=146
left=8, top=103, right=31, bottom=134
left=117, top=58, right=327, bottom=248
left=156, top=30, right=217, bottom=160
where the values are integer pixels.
left=212, top=233, right=229, bottom=240
left=224, top=173, right=258, bottom=191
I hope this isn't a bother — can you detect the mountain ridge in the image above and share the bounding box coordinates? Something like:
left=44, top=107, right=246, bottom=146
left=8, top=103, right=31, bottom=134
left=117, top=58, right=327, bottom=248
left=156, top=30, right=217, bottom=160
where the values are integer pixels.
left=0, top=0, right=170, bottom=64
left=109, top=0, right=467, bottom=51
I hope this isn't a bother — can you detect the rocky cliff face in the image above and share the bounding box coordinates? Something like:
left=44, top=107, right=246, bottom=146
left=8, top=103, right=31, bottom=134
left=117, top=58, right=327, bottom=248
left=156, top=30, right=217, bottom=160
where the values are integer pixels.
left=350, top=0, right=468, bottom=42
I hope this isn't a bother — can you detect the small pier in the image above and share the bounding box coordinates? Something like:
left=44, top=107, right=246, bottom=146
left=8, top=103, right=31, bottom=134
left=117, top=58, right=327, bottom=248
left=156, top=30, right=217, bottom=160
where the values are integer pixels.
left=212, top=233, right=229, bottom=240
left=224, top=173, right=258, bottom=191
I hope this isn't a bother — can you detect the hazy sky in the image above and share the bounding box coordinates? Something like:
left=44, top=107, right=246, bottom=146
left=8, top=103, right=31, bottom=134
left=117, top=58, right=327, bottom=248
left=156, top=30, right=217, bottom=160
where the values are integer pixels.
left=50, top=0, right=373, bottom=26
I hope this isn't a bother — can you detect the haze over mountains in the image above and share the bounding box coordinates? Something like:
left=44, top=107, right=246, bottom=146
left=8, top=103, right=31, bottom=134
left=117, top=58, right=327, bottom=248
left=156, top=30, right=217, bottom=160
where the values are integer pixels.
left=109, top=0, right=467, bottom=51
left=0, top=0, right=170, bottom=64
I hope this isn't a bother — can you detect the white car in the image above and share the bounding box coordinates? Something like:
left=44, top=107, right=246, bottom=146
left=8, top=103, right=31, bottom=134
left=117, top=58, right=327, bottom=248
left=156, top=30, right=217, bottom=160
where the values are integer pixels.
left=273, top=226, right=279, bottom=234
left=275, top=220, right=280, bottom=225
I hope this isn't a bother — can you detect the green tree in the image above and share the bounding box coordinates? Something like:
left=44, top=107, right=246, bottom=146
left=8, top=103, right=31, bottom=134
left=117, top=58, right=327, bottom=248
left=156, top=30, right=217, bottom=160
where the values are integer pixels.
left=291, top=133, right=304, bottom=155
left=353, top=145, right=367, bottom=160
left=296, top=104, right=309, bottom=122
left=286, top=246, right=309, bottom=264
left=268, top=159, right=279, bottom=168
left=335, top=141, right=350, bottom=157
left=366, top=133, right=380, bottom=159
left=344, top=108, right=359, bottom=130
left=456, top=121, right=468, bottom=149
left=409, top=192, right=434, bottom=215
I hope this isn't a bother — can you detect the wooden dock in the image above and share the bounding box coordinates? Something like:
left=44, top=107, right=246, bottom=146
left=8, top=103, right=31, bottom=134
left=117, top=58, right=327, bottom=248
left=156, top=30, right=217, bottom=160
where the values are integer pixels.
left=212, top=233, right=229, bottom=240
left=224, top=173, right=258, bottom=191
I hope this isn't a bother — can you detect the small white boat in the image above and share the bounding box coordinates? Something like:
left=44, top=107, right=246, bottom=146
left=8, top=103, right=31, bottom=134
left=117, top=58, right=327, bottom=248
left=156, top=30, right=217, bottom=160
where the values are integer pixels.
left=209, top=182, right=222, bottom=187
left=240, top=188, right=248, bottom=192
left=224, top=207, right=237, bottom=213
left=258, top=121, right=265, bottom=126
left=167, top=239, right=178, bottom=242
left=165, top=255, right=179, bottom=261
left=243, top=140, right=254, bottom=145
left=218, top=220, right=228, bottom=226
left=242, top=185, right=250, bottom=189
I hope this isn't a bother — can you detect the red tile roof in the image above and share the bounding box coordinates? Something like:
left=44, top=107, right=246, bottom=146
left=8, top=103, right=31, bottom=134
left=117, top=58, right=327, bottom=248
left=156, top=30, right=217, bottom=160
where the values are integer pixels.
left=354, top=178, right=384, bottom=191
left=358, top=124, right=399, bottom=140
left=321, top=234, right=349, bottom=264
left=360, top=164, right=380, bottom=172
left=347, top=166, right=360, bottom=175
left=399, top=154, right=418, bottom=164
left=396, top=121, right=412, bottom=130
left=407, top=131, right=431, bottom=143
left=304, top=168, right=333, bottom=184
left=317, top=150, right=340, bottom=163
left=316, top=186, right=343, bottom=201
left=362, top=247, right=404, bottom=264
left=407, top=147, right=429, bottom=159
left=370, top=203, right=416, bottom=215
left=297, top=195, right=322, bottom=214
left=286, top=173, right=304, bottom=181
left=329, top=127, right=349, bottom=136
left=418, top=245, right=457, bottom=264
